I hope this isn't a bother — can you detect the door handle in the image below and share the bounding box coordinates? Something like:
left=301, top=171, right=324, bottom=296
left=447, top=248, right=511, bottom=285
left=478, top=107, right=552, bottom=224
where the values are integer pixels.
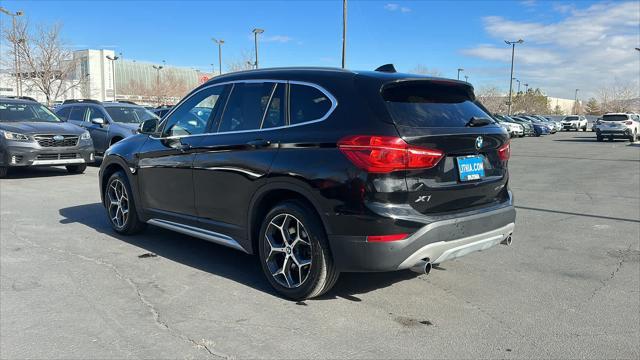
left=246, top=139, right=271, bottom=148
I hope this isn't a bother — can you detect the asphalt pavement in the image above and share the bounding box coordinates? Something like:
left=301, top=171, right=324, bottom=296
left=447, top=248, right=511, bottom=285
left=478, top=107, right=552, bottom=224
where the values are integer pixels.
left=1, top=130, right=639, bottom=359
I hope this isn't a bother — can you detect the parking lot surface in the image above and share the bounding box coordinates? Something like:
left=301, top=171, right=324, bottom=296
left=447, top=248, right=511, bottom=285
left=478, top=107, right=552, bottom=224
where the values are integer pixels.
left=1, top=131, right=639, bottom=359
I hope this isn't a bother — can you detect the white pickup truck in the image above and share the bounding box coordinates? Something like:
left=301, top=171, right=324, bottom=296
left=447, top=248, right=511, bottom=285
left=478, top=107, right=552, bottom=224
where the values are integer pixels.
left=561, top=115, right=588, bottom=131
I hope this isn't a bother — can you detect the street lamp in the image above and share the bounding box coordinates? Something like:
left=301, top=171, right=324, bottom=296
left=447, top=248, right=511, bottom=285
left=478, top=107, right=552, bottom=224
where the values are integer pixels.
left=464, top=75, right=469, bottom=82
left=152, top=64, right=164, bottom=106
left=457, top=68, right=464, bottom=80
left=513, top=78, right=521, bottom=93
left=252, top=28, right=264, bottom=69
left=1, top=7, right=24, bottom=96
left=342, top=0, right=347, bottom=69
left=105, top=55, right=119, bottom=101
left=505, top=39, right=524, bottom=115
left=212, top=38, right=224, bottom=75
left=524, top=83, right=529, bottom=93
left=574, top=88, right=580, bottom=114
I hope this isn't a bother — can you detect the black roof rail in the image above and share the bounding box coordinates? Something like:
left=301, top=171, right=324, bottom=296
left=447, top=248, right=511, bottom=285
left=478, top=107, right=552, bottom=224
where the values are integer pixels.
left=5, top=96, right=38, bottom=102
left=375, top=64, right=397, bottom=73
left=62, top=99, right=102, bottom=105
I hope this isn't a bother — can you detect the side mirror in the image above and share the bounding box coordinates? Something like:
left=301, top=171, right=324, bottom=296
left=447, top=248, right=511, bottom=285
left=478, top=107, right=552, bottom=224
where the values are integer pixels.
left=139, top=118, right=159, bottom=135
left=91, top=117, right=105, bottom=126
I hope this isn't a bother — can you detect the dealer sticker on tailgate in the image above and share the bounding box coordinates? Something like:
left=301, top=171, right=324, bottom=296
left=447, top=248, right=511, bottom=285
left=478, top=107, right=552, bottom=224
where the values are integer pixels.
left=457, top=155, right=485, bottom=181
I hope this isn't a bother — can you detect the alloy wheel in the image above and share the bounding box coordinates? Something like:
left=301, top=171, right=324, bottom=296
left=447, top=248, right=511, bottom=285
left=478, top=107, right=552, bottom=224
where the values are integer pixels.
left=264, top=213, right=313, bottom=288
left=107, top=179, right=129, bottom=229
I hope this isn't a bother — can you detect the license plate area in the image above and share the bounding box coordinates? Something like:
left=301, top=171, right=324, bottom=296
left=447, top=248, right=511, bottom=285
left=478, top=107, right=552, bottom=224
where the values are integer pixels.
left=457, top=155, right=485, bottom=182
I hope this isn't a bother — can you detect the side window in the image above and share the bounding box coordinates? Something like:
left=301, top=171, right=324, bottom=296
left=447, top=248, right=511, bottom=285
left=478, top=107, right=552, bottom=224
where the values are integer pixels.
left=262, top=83, right=285, bottom=129
left=68, top=106, right=86, bottom=121
left=56, top=106, right=71, bottom=120
left=218, top=82, right=274, bottom=133
left=88, top=107, right=106, bottom=122
left=289, top=84, right=332, bottom=125
left=163, top=86, right=224, bottom=137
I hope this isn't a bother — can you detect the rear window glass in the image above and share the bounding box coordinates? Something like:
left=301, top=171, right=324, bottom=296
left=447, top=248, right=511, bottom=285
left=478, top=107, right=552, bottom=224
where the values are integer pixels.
left=602, top=114, right=629, bottom=122
left=289, top=84, right=332, bottom=125
left=382, top=81, right=490, bottom=128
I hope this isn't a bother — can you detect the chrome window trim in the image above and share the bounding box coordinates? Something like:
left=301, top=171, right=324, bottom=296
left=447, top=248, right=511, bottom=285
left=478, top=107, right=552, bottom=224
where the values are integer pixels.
left=151, top=79, right=338, bottom=140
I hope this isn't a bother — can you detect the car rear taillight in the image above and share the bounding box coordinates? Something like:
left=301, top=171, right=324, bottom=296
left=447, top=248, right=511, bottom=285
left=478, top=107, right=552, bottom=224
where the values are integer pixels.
left=366, top=233, right=409, bottom=242
left=498, top=141, right=511, bottom=161
left=337, top=135, right=444, bottom=173
left=624, top=121, right=633, bottom=125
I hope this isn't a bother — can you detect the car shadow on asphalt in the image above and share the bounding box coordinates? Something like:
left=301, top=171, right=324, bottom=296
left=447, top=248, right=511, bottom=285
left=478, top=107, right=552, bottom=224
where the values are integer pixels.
left=2, top=167, right=75, bottom=179
left=58, top=202, right=421, bottom=302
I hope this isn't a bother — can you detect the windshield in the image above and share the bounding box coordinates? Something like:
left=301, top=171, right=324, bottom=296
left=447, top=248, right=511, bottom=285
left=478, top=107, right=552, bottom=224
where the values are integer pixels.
left=0, top=102, right=61, bottom=123
left=563, top=116, right=579, bottom=121
left=382, top=81, right=492, bottom=128
left=105, top=106, right=159, bottom=124
left=602, top=114, right=629, bottom=122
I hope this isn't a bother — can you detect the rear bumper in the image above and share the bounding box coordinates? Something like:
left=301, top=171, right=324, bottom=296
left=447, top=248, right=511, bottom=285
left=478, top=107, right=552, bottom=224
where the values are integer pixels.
left=328, top=194, right=516, bottom=272
left=0, top=142, right=95, bottom=167
left=596, top=128, right=632, bottom=137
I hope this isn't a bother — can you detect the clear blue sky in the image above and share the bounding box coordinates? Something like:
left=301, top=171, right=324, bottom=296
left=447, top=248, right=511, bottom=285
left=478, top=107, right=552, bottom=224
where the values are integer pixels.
left=3, top=0, right=637, bottom=99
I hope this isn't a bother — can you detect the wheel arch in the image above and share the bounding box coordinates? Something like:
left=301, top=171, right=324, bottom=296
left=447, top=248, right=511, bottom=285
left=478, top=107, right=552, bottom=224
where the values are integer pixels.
left=247, top=180, right=331, bottom=255
left=99, top=155, right=146, bottom=220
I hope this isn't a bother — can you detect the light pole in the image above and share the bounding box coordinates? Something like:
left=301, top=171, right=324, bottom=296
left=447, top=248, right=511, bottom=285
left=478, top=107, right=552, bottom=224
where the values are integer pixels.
left=1, top=7, right=24, bottom=96
left=505, top=39, right=524, bottom=115
left=342, top=0, right=347, bottom=69
left=457, top=68, right=464, bottom=80
left=464, top=75, right=469, bottom=82
left=524, top=83, right=529, bottom=93
left=574, top=88, right=580, bottom=114
left=105, top=55, right=119, bottom=101
left=152, top=64, right=164, bottom=106
left=513, top=78, right=520, bottom=93
left=252, top=28, right=264, bottom=69
left=212, top=38, right=224, bottom=75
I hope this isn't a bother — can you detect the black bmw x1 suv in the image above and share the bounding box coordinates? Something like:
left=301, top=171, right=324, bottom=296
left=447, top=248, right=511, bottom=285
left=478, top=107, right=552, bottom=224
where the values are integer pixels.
left=99, top=66, right=516, bottom=300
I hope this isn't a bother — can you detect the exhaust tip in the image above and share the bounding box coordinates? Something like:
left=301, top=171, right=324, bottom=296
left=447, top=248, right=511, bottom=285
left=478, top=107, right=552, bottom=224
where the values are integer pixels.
left=501, top=235, right=512, bottom=246
left=410, top=259, right=432, bottom=275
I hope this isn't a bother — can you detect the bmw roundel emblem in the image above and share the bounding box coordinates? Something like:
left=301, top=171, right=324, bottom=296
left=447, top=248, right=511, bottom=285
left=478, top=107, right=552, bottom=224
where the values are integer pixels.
left=53, top=135, right=64, bottom=142
left=475, top=136, right=483, bottom=150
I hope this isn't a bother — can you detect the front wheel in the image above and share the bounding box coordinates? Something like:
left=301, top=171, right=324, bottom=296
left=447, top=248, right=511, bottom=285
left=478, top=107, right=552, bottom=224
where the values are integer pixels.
left=596, top=135, right=603, bottom=142
left=66, top=164, right=87, bottom=174
left=258, top=200, right=339, bottom=300
left=630, top=130, right=637, bottom=142
left=104, top=170, right=146, bottom=235
left=0, top=166, right=7, bottom=178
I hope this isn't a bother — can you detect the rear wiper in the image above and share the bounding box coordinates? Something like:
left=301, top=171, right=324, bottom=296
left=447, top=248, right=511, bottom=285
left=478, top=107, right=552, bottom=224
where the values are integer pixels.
left=466, top=116, right=493, bottom=127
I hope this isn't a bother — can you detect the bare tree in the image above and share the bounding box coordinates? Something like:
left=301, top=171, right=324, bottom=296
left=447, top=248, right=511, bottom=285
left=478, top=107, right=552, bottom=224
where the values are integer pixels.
left=598, top=84, right=637, bottom=113
left=476, top=86, right=507, bottom=114
left=226, top=51, right=255, bottom=73
left=409, top=65, right=442, bottom=77
left=3, top=19, right=87, bottom=106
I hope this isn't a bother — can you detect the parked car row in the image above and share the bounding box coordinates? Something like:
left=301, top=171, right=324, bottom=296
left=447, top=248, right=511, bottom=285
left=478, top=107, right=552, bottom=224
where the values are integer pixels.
left=492, top=114, right=560, bottom=137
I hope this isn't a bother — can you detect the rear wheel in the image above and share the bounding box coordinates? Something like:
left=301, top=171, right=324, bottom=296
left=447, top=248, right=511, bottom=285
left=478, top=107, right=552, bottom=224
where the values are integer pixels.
left=104, top=170, right=146, bottom=234
left=66, top=164, right=87, bottom=174
left=258, top=200, right=339, bottom=300
left=0, top=167, right=7, bottom=178
left=596, top=135, right=603, bottom=142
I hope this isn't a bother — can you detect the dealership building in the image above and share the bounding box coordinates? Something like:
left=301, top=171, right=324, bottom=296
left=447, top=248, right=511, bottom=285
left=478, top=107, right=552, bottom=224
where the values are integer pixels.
left=0, top=49, right=213, bottom=105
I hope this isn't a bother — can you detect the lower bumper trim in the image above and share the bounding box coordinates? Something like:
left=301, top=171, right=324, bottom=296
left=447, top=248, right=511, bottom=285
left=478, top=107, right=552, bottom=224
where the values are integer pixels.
left=31, top=158, right=86, bottom=166
left=398, top=222, right=515, bottom=269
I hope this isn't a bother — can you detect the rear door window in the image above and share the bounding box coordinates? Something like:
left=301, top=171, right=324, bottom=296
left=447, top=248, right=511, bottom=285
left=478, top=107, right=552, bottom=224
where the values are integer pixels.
left=56, top=106, right=72, bottom=120
left=68, top=106, right=86, bottom=121
left=382, top=81, right=490, bottom=128
left=289, top=84, right=332, bottom=125
left=218, top=82, right=274, bottom=133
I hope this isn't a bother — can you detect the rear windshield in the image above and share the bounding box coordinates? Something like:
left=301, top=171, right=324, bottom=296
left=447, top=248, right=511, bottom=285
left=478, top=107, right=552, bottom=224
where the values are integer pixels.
left=105, top=106, right=159, bottom=124
left=602, top=114, right=629, bottom=122
left=382, top=81, right=491, bottom=128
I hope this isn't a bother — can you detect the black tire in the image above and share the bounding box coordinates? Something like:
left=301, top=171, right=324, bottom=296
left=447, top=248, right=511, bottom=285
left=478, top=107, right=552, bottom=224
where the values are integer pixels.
left=66, top=164, right=87, bottom=174
left=104, top=170, right=146, bottom=235
left=0, top=166, right=7, bottom=178
left=630, top=131, right=636, bottom=142
left=258, top=200, right=339, bottom=300
left=596, top=135, right=603, bottom=142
